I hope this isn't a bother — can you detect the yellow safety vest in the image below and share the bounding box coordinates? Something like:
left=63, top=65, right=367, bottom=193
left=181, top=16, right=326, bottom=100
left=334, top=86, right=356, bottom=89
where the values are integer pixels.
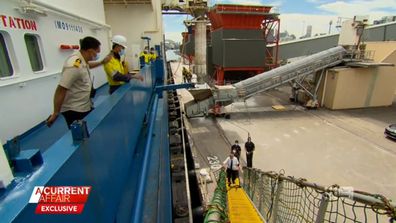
left=149, top=53, right=157, bottom=61
left=140, top=52, right=150, bottom=63
left=104, top=56, right=126, bottom=86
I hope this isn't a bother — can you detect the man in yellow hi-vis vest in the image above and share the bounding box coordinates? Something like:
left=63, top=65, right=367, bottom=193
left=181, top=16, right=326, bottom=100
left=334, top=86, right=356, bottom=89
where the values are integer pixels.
left=149, top=47, right=157, bottom=61
left=104, top=35, right=143, bottom=94
left=139, top=46, right=150, bottom=68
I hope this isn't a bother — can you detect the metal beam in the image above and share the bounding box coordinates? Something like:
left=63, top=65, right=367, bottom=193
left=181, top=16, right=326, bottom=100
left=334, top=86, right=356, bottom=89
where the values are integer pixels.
left=162, top=11, right=190, bottom=15
left=155, top=83, right=195, bottom=93
left=103, top=0, right=151, bottom=5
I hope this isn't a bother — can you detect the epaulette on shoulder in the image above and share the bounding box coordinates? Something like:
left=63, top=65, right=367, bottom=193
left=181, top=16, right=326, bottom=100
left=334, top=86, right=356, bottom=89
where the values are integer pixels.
left=65, top=54, right=81, bottom=68
left=73, top=58, right=81, bottom=68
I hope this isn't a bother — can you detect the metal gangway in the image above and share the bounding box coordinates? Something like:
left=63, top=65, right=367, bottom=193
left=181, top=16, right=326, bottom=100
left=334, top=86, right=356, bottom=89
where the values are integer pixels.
left=185, top=46, right=346, bottom=117
left=204, top=168, right=396, bottom=223
left=204, top=169, right=264, bottom=223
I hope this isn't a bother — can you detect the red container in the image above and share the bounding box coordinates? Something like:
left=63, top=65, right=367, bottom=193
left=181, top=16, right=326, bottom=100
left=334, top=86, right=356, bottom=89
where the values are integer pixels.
left=208, top=4, right=272, bottom=30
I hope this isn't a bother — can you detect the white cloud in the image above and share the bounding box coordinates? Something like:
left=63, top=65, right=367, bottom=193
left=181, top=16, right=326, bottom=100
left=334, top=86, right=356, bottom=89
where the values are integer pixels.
left=164, top=0, right=396, bottom=41
left=281, top=0, right=396, bottom=38
left=267, top=1, right=283, bottom=7
left=318, top=0, right=396, bottom=17
left=305, top=0, right=328, bottom=3
left=280, top=13, right=339, bottom=38
left=165, top=32, right=184, bottom=43
left=163, top=15, right=189, bottom=42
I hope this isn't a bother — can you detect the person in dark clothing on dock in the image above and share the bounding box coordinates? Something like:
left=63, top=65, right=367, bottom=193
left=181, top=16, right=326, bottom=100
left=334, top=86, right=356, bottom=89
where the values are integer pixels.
left=231, top=140, right=241, bottom=161
left=245, top=137, right=255, bottom=168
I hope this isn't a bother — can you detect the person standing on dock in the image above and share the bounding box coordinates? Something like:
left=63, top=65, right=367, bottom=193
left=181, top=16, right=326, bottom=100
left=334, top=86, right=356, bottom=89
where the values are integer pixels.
left=231, top=140, right=241, bottom=161
left=182, top=67, right=192, bottom=83
left=47, top=36, right=109, bottom=128
left=245, top=137, right=255, bottom=168
left=223, top=152, right=239, bottom=186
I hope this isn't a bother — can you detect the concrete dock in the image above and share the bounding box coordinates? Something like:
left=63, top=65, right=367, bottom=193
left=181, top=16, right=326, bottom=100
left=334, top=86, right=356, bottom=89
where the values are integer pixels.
left=218, top=87, right=396, bottom=200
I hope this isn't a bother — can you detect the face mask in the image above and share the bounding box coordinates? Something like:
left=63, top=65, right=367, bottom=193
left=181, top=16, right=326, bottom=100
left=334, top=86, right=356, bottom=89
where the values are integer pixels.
left=119, top=49, right=125, bottom=56
left=94, top=53, right=100, bottom=61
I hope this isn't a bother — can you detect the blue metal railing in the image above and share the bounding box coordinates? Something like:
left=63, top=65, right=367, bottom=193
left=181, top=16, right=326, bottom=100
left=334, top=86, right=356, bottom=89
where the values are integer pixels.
left=131, top=93, right=160, bottom=223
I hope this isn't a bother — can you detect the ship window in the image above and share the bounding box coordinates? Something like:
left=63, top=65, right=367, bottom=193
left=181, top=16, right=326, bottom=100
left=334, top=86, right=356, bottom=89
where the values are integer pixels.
left=25, top=34, right=43, bottom=72
left=0, top=33, right=13, bottom=77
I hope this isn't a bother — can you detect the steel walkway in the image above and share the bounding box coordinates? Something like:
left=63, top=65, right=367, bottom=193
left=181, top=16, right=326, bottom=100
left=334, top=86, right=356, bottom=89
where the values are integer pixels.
left=227, top=178, right=264, bottom=223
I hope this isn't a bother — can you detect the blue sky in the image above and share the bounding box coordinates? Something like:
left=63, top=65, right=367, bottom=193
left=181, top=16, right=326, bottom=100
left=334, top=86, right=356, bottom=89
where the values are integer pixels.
left=163, top=0, right=396, bottom=42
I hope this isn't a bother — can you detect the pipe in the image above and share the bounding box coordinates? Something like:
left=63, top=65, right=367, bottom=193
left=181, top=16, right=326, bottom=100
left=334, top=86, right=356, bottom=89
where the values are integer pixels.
left=180, top=105, right=193, bottom=223
left=130, top=94, right=159, bottom=223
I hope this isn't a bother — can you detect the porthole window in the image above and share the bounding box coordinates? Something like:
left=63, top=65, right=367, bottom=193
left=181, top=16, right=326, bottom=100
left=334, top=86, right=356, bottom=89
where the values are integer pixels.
left=0, top=33, right=13, bottom=77
left=25, top=34, right=43, bottom=72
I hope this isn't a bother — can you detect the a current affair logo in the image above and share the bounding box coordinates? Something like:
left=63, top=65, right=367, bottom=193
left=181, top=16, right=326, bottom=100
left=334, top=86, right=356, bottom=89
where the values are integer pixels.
left=29, top=186, right=91, bottom=214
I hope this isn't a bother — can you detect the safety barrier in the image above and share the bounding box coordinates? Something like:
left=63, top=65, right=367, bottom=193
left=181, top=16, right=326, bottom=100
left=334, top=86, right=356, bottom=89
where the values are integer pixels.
left=242, top=167, right=396, bottom=223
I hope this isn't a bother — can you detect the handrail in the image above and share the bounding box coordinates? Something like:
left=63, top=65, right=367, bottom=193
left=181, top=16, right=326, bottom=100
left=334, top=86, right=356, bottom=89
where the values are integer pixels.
left=130, top=93, right=159, bottom=223
left=180, top=99, right=194, bottom=222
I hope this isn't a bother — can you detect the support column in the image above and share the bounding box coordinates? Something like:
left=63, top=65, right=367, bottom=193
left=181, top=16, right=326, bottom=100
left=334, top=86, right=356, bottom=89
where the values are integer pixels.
left=194, top=20, right=207, bottom=84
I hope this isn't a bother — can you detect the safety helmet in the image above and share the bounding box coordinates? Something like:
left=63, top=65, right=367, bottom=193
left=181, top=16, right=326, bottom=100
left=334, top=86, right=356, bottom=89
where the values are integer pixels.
left=111, top=35, right=127, bottom=48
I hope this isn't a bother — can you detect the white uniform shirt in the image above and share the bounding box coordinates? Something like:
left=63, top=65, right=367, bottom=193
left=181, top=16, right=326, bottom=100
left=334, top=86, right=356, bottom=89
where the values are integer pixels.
left=59, top=51, right=93, bottom=113
left=223, top=156, right=239, bottom=171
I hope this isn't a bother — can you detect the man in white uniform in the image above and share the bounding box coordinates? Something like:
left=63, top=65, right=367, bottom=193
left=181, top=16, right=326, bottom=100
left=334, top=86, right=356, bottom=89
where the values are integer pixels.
left=47, top=36, right=107, bottom=128
left=223, top=152, right=239, bottom=186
